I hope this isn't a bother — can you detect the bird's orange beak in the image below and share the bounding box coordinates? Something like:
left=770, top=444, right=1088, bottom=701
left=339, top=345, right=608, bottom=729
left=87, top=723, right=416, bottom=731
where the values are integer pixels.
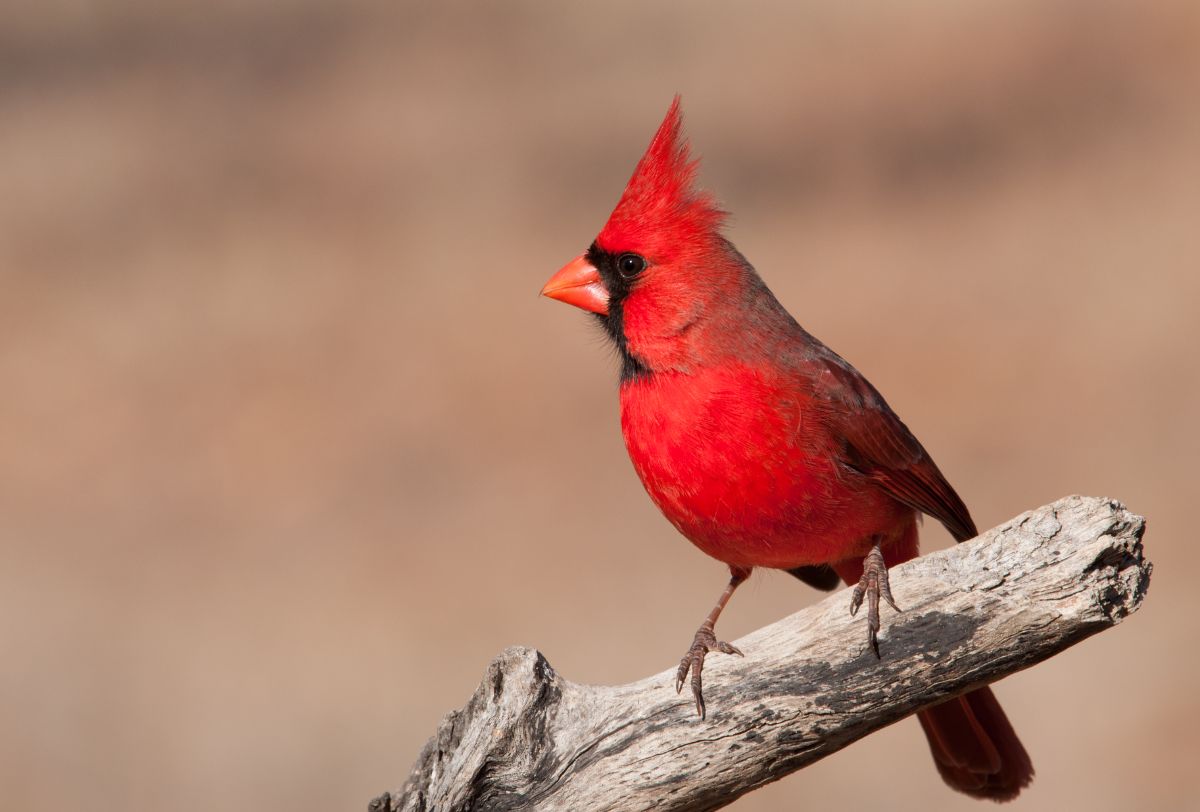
left=541, top=255, right=609, bottom=316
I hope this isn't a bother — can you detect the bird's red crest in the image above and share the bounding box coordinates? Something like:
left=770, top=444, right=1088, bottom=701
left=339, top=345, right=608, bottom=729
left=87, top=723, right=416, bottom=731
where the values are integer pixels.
left=596, top=97, right=725, bottom=259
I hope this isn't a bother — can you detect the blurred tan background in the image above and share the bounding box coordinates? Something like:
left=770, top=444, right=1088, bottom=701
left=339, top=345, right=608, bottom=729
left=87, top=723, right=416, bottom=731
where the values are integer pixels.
left=2, top=1, right=1198, bottom=810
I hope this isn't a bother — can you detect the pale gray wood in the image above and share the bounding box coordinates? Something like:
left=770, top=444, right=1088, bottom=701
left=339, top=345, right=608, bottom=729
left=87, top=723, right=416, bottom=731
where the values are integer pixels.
left=371, top=495, right=1150, bottom=812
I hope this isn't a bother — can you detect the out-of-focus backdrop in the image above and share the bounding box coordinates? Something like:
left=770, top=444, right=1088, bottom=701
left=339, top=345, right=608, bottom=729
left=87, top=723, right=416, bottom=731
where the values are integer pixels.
left=3, top=1, right=1197, bottom=810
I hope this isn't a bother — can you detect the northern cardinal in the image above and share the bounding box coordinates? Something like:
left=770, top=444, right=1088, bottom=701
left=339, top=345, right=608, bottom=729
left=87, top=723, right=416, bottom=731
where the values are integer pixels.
left=540, top=98, right=1032, bottom=801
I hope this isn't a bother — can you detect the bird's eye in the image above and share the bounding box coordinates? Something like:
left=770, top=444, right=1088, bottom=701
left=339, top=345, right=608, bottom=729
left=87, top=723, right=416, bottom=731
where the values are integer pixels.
left=617, top=253, right=646, bottom=280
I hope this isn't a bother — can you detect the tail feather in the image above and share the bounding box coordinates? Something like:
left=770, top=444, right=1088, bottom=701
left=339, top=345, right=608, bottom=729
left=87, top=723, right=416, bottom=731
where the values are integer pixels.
left=917, top=688, right=1034, bottom=802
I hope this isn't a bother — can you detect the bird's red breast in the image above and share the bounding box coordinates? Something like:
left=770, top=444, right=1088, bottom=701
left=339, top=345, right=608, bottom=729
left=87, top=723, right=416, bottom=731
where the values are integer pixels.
left=619, top=361, right=915, bottom=570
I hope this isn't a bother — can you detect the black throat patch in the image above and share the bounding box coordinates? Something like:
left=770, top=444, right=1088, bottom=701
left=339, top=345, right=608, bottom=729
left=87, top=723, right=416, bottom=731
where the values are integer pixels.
left=586, top=242, right=650, bottom=382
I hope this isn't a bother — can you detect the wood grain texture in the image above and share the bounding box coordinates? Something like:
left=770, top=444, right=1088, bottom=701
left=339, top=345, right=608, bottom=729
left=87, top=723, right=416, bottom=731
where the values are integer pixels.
left=372, top=495, right=1150, bottom=812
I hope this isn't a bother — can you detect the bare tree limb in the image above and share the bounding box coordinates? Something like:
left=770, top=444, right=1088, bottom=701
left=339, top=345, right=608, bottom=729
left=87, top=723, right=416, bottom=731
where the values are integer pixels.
left=371, top=495, right=1150, bottom=812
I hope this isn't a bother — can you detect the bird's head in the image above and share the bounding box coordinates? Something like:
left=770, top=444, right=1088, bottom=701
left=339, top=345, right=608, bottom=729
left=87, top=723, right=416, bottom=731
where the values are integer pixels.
left=541, top=97, right=747, bottom=378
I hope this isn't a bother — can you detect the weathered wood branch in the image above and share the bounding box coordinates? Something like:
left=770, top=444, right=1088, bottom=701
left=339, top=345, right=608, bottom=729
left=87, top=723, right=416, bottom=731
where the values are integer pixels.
left=372, top=495, right=1150, bottom=812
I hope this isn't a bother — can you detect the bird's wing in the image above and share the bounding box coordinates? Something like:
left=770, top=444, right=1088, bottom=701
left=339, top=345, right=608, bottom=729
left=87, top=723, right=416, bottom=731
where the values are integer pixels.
left=809, top=352, right=978, bottom=542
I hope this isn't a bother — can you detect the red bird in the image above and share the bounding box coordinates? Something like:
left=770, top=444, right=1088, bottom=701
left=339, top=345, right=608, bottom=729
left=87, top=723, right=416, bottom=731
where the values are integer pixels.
left=540, top=98, right=1032, bottom=800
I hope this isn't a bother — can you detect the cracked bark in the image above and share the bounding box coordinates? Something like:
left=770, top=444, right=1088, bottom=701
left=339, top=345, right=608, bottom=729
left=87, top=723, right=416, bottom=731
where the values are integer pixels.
left=371, top=495, right=1151, bottom=812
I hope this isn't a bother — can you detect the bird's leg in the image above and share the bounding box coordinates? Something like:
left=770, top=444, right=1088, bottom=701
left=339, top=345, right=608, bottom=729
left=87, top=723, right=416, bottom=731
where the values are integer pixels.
left=676, top=566, right=750, bottom=719
left=849, top=538, right=902, bottom=657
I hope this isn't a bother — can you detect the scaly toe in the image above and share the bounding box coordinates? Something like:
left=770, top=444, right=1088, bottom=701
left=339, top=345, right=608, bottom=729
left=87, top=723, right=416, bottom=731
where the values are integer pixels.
left=851, top=541, right=903, bottom=656
left=675, top=626, right=743, bottom=718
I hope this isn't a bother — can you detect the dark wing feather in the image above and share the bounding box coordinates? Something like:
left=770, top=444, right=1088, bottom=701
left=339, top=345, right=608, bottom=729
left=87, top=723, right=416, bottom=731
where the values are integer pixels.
left=810, top=352, right=978, bottom=542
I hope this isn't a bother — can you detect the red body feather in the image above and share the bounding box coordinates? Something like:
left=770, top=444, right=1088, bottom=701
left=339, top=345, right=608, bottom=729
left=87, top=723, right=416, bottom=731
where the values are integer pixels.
left=542, top=97, right=1032, bottom=801
left=620, top=364, right=914, bottom=570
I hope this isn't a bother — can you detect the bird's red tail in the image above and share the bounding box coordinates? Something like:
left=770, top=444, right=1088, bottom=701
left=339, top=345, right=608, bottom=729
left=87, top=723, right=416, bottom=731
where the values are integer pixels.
left=917, top=688, right=1033, bottom=801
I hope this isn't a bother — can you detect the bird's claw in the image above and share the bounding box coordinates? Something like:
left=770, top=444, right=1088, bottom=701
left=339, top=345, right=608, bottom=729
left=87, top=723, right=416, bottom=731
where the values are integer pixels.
left=675, top=625, right=742, bottom=719
left=849, top=542, right=902, bottom=657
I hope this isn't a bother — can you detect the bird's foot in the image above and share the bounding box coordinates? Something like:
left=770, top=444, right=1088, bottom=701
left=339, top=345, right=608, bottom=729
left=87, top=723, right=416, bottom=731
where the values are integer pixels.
left=675, top=623, right=743, bottom=719
left=849, top=541, right=902, bottom=657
